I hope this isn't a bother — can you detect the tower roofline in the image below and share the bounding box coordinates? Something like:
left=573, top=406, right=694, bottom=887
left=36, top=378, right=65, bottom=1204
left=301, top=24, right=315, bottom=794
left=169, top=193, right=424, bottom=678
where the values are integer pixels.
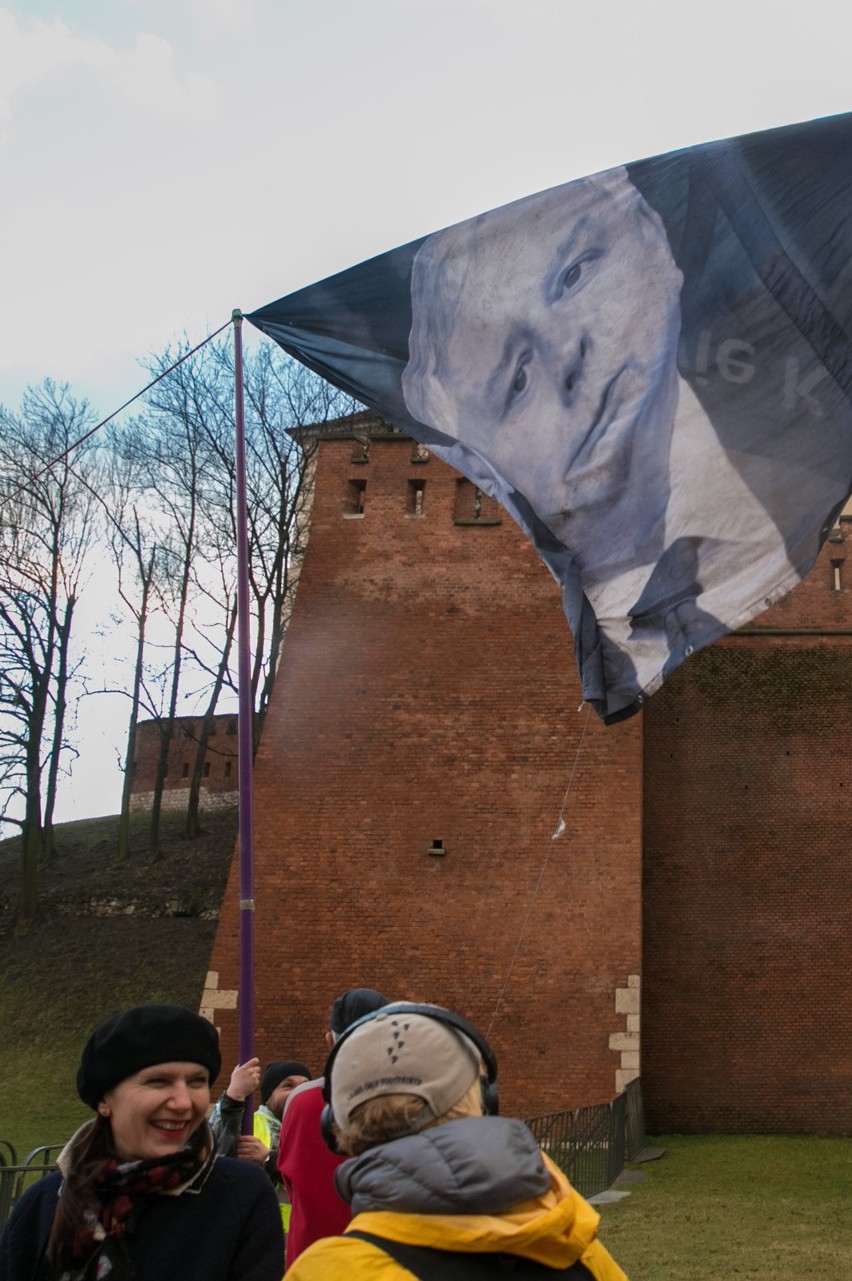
left=288, top=408, right=409, bottom=443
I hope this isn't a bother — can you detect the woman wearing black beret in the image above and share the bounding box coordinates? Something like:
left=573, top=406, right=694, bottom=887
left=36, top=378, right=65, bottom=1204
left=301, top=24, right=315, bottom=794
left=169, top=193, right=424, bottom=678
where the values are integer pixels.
left=0, top=1004, right=284, bottom=1281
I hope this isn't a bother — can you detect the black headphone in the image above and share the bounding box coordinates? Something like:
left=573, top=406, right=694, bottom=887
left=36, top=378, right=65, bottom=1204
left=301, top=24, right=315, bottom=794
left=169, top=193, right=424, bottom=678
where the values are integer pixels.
left=320, top=1002, right=499, bottom=1154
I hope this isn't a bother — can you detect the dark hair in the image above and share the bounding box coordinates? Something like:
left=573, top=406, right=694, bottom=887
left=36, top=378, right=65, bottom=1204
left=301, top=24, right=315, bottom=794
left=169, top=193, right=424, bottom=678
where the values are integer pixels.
left=47, top=1115, right=117, bottom=1272
left=328, top=988, right=389, bottom=1035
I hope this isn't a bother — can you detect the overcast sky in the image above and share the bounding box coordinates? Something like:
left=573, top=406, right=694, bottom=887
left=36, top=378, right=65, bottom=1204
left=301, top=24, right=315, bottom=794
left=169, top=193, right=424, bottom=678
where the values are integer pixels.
left=3, top=0, right=851, bottom=821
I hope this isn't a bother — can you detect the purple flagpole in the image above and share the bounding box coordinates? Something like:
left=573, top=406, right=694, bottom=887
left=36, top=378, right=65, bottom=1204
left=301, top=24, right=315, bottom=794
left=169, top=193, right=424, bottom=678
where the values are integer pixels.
left=232, top=309, right=255, bottom=1131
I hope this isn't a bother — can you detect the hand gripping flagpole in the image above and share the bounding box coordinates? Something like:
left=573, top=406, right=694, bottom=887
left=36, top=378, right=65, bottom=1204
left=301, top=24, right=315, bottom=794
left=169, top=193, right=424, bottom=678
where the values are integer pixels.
left=232, top=309, right=255, bottom=1131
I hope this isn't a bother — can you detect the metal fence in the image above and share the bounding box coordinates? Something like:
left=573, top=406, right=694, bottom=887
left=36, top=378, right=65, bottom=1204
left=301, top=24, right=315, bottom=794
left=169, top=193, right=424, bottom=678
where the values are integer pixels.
left=0, top=1144, right=63, bottom=1232
left=525, top=1077, right=646, bottom=1199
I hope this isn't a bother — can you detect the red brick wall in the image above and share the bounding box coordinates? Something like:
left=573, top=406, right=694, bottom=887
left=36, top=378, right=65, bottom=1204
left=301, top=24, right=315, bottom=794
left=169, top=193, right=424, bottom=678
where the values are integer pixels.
left=643, top=631, right=852, bottom=1133
left=642, top=517, right=852, bottom=1133
left=208, top=435, right=642, bottom=1116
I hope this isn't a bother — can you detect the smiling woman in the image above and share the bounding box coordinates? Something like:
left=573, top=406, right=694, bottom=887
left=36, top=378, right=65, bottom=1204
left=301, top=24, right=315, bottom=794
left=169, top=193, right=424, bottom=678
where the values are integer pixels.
left=100, top=1061, right=214, bottom=1162
left=0, top=1005, right=284, bottom=1281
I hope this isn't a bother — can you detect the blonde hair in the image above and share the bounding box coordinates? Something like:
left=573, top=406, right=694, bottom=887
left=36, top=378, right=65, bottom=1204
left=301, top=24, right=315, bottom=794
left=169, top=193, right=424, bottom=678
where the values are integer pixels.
left=335, top=1073, right=484, bottom=1156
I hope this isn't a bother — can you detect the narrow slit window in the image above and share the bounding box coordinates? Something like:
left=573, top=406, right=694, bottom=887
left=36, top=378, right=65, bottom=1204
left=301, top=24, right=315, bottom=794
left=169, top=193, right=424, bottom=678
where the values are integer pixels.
left=407, top=479, right=426, bottom=516
left=203, top=761, right=211, bottom=777
left=453, top=478, right=501, bottom=524
left=831, top=558, right=844, bottom=591
left=181, top=763, right=190, bottom=779
left=345, top=478, right=367, bottom=516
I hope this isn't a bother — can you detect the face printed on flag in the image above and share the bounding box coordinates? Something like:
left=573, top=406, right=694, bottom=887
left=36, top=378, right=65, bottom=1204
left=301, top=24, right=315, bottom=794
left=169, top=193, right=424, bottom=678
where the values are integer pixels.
left=402, top=169, right=683, bottom=569
left=250, top=113, right=852, bottom=722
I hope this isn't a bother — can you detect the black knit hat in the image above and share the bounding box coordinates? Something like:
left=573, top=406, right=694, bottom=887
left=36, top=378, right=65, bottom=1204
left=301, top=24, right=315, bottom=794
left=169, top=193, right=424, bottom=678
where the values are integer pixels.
left=76, top=1004, right=221, bottom=1108
left=328, top=987, right=390, bottom=1035
left=260, top=1059, right=312, bottom=1103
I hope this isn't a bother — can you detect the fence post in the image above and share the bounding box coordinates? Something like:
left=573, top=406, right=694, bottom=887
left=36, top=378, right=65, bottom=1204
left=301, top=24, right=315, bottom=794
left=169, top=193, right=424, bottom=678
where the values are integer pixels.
left=608, top=1091, right=627, bottom=1187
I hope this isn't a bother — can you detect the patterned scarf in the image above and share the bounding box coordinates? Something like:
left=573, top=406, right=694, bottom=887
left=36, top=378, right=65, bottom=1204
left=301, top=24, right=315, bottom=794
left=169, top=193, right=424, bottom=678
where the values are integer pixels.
left=52, top=1122, right=212, bottom=1281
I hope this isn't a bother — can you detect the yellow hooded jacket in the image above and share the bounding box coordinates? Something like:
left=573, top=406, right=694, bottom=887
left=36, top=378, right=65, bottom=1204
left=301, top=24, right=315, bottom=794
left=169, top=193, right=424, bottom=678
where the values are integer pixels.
left=285, top=1119, right=627, bottom=1280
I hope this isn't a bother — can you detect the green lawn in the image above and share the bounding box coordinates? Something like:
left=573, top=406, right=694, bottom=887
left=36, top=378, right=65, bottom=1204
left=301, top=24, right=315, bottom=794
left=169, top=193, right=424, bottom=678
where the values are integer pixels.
left=599, top=1134, right=851, bottom=1281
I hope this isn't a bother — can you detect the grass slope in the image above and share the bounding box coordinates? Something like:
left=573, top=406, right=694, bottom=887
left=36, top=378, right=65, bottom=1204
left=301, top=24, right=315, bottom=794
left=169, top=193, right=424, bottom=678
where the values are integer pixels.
left=0, top=810, right=235, bottom=1157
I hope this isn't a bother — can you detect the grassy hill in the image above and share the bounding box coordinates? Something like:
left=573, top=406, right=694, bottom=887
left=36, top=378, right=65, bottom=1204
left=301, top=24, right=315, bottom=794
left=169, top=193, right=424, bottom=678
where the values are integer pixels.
left=0, top=810, right=236, bottom=1156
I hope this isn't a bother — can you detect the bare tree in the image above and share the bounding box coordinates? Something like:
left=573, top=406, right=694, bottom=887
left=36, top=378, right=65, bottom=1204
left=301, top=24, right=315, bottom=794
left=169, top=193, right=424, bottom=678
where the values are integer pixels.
left=0, top=381, right=99, bottom=916
left=0, top=341, right=356, bottom=895
left=88, top=335, right=355, bottom=851
left=91, top=423, right=166, bottom=861
left=128, top=355, right=222, bottom=860
left=135, top=336, right=353, bottom=839
left=178, top=338, right=361, bottom=835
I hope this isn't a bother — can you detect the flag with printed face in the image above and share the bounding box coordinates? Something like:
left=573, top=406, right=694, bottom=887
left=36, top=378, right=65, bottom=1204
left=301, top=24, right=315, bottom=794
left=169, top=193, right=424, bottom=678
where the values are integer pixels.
left=249, top=112, right=852, bottom=723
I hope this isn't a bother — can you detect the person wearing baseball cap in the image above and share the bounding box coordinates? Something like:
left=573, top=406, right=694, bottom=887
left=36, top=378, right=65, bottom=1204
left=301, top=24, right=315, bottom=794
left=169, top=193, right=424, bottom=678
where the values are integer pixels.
left=0, top=1004, right=284, bottom=1281
left=285, top=1002, right=629, bottom=1280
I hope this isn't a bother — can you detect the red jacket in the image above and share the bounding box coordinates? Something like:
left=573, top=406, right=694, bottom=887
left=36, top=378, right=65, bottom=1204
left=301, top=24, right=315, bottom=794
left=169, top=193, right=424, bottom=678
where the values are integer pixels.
left=277, top=1078, right=351, bottom=1267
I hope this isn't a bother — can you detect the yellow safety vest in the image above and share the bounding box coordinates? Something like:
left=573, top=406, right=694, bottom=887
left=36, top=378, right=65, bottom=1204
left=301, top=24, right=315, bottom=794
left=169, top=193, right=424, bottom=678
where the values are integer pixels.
left=254, top=1110, right=290, bottom=1230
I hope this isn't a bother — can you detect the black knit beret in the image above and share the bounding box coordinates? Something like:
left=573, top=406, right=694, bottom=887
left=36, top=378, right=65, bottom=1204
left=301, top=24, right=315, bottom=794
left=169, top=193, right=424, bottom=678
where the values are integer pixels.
left=260, top=1060, right=312, bottom=1103
left=76, top=1004, right=221, bottom=1108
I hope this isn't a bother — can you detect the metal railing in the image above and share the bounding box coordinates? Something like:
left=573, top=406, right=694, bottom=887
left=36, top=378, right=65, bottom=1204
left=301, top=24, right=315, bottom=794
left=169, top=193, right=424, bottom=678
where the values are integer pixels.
left=525, top=1077, right=646, bottom=1199
left=0, top=1144, right=63, bottom=1231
